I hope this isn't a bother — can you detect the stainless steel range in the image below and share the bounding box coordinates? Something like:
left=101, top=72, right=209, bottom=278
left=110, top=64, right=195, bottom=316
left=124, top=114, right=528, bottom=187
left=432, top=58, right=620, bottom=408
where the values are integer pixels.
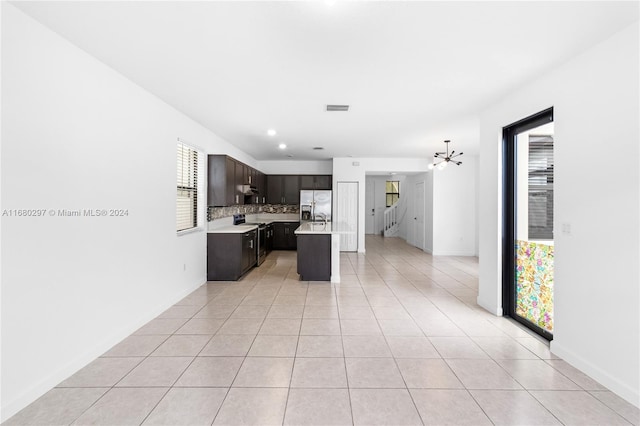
left=233, top=214, right=266, bottom=266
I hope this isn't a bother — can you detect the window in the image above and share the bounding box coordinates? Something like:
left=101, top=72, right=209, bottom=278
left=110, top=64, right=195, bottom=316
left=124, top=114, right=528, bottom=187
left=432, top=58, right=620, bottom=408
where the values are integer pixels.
left=386, top=181, right=400, bottom=207
left=528, top=135, right=554, bottom=240
left=177, top=141, right=199, bottom=232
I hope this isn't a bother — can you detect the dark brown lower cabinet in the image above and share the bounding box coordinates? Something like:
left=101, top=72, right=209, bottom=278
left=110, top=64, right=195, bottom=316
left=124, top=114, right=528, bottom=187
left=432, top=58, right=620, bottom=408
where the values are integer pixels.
left=272, top=222, right=299, bottom=250
left=207, top=230, right=257, bottom=281
left=265, top=223, right=274, bottom=254
left=297, top=234, right=331, bottom=281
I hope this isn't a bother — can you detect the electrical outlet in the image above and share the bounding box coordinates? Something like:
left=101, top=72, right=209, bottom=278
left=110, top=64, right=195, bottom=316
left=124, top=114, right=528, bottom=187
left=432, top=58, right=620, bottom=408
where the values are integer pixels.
left=561, top=223, right=571, bottom=236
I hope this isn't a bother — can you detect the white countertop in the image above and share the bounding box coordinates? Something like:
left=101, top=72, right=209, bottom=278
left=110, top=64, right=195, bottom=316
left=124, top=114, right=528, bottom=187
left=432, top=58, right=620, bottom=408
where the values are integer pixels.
left=208, top=224, right=258, bottom=234
left=295, top=221, right=333, bottom=235
left=294, top=221, right=357, bottom=235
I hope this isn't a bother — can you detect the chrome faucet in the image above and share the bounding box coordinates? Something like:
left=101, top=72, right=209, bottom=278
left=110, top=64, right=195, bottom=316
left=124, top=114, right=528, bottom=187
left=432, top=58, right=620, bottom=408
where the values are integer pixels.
left=314, top=213, right=327, bottom=225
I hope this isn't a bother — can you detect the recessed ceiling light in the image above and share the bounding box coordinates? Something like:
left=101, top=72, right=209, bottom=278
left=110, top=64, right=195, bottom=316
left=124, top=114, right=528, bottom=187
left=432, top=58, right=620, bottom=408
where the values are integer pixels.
left=313, top=147, right=324, bottom=150
left=278, top=143, right=287, bottom=149
left=267, top=129, right=277, bottom=136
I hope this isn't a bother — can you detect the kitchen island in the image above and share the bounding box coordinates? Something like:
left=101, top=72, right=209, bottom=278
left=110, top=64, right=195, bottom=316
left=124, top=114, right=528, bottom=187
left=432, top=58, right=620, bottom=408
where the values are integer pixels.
left=294, top=222, right=342, bottom=283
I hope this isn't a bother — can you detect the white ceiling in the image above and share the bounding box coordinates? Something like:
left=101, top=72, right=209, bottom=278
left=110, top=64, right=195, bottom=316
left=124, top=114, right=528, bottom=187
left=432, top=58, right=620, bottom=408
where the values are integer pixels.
left=13, top=1, right=639, bottom=161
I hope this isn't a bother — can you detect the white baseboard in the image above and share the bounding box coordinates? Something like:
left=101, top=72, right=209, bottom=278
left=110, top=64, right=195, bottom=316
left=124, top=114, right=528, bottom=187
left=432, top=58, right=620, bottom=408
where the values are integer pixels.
left=550, top=340, right=640, bottom=408
left=0, top=277, right=205, bottom=423
left=432, top=250, right=477, bottom=256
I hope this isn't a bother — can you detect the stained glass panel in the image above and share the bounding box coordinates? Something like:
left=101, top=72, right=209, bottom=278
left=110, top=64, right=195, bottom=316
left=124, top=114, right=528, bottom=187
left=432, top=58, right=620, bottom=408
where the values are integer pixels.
left=515, top=239, right=554, bottom=332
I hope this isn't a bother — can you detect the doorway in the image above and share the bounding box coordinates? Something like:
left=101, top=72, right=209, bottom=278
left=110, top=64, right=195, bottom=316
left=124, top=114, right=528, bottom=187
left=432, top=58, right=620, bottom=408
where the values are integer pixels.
left=503, top=107, right=554, bottom=340
left=365, top=178, right=375, bottom=234
left=414, top=181, right=425, bottom=250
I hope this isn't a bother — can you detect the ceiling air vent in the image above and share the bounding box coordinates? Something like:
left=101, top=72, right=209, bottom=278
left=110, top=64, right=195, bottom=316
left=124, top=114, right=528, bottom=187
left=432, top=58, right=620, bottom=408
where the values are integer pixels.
left=326, top=105, right=349, bottom=112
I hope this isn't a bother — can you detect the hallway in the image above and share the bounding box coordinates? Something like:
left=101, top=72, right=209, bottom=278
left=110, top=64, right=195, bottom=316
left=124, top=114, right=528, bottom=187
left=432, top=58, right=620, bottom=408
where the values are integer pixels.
left=5, top=236, right=638, bottom=425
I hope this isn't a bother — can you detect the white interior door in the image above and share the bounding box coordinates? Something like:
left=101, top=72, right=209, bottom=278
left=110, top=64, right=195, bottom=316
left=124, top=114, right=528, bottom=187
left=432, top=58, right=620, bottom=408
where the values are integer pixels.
left=365, top=178, right=375, bottom=234
left=414, top=181, right=425, bottom=250
left=336, top=181, right=358, bottom=251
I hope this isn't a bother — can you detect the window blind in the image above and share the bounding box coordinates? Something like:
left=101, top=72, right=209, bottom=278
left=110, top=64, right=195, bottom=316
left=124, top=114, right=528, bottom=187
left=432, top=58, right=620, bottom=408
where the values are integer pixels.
left=177, top=141, right=199, bottom=232
left=528, top=135, right=553, bottom=240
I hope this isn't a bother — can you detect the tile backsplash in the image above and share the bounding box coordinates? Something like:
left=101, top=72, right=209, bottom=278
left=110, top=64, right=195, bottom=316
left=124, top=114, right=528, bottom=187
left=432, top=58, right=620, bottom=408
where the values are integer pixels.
left=207, top=204, right=299, bottom=221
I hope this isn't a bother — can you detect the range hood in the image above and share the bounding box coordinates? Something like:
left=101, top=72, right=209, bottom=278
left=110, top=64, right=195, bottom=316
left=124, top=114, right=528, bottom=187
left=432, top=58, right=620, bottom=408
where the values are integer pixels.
left=242, top=185, right=259, bottom=195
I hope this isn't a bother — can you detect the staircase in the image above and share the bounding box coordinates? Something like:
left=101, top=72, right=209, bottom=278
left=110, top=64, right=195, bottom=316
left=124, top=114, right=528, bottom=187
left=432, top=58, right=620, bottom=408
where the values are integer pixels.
left=383, top=201, right=400, bottom=237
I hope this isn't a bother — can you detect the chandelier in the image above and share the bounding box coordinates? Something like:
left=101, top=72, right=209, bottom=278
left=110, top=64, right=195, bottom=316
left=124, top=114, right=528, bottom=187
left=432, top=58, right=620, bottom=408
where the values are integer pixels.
left=428, top=140, right=463, bottom=170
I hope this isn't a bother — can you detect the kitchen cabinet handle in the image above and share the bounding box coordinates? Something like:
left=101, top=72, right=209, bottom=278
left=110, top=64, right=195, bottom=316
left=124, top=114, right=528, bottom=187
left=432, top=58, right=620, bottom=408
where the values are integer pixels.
left=236, top=195, right=239, bottom=204
left=249, top=240, right=253, bottom=249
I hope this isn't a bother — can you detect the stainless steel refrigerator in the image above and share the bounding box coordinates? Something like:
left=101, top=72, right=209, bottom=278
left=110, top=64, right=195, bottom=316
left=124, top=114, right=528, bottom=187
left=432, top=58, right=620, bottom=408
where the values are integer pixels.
left=300, top=190, right=332, bottom=222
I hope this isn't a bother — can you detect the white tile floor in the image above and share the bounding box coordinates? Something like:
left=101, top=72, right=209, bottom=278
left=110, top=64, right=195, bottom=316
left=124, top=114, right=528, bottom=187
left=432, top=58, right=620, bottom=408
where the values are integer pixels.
left=4, top=236, right=639, bottom=425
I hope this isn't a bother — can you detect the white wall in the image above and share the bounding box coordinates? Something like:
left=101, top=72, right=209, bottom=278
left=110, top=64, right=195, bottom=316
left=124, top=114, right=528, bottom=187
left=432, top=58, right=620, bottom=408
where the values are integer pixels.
left=474, top=149, right=480, bottom=257
left=256, top=160, right=332, bottom=175
left=425, top=172, right=434, bottom=253
left=432, top=156, right=477, bottom=256
left=0, top=5, right=256, bottom=420
left=403, top=161, right=476, bottom=257
left=478, top=22, right=639, bottom=406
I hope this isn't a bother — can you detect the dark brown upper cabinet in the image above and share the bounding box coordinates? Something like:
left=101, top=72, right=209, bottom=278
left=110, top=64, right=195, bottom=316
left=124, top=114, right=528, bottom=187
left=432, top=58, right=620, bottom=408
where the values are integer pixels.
left=255, top=171, right=266, bottom=204
left=210, top=161, right=333, bottom=207
left=208, top=155, right=265, bottom=206
left=208, top=155, right=236, bottom=206
left=300, top=175, right=332, bottom=190
left=267, top=175, right=300, bottom=205
left=283, top=175, right=301, bottom=204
